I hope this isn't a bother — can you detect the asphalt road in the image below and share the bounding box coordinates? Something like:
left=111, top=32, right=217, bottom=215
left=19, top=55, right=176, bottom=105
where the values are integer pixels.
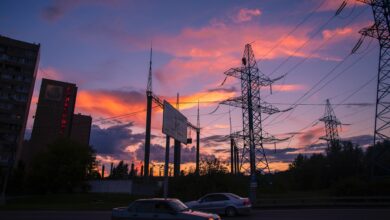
left=0, top=208, right=389, bottom=220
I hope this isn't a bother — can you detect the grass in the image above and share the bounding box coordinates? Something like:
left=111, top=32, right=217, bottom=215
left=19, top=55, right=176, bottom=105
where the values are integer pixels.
left=0, top=193, right=147, bottom=211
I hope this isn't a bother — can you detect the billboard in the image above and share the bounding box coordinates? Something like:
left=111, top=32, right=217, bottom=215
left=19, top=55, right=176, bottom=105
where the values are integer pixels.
left=162, top=100, right=188, bottom=143
left=44, top=84, right=63, bottom=101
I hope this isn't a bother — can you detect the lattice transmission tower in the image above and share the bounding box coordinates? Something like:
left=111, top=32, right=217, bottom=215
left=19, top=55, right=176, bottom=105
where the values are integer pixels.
left=319, top=99, right=342, bottom=149
left=219, top=44, right=289, bottom=202
left=356, top=0, right=390, bottom=144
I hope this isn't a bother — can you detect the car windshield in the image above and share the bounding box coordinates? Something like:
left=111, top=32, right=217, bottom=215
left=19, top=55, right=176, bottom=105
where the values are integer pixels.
left=169, top=199, right=189, bottom=212
left=228, top=193, right=242, bottom=199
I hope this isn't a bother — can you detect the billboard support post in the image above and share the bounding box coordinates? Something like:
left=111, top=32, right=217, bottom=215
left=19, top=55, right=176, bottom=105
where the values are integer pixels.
left=163, top=135, right=170, bottom=198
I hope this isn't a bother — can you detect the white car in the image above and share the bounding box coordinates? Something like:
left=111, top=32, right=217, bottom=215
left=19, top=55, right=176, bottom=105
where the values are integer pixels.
left=186, top=193, right=251, bottom=217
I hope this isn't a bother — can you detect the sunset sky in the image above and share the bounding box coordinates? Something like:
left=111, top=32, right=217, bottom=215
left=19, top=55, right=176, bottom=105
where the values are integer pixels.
left=1, top=0, right=379, bottom=174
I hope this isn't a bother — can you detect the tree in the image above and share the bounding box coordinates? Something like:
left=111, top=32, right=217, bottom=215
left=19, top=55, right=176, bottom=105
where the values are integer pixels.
left=109, top=161, right=129, bottom=179
left=28, top=138, right=97, bottom=193
left=199, top=158, right=228, bottom=175
left=365, top=140, right=390, bottom=177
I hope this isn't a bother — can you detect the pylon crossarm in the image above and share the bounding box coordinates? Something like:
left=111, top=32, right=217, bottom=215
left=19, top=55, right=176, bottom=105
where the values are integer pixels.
left=219, top=96, right=244, bottom=108
left=257, top=101, right=292, bottom=115
left=187, top=122, right=198, bottom=131
left=152, top=94, right=164, bottom=108
left=258, top=73, right=286, bottom=87
left=224, top=67, right=245, bottom=79
left=360, top=24, right=381, bottom=38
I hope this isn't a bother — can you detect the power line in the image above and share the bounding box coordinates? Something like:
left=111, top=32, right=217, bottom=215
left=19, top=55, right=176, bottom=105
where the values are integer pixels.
left=262, top=6, right=368, bottom=99
left=180, top=100, right=373, bottom=106
left=266, top=0, right=354, bottom=77
left=265, top=42, right=375, bottom=127
left=92, top=108, right=150, bottom=123
left=257, top=0, right=328, bottom=61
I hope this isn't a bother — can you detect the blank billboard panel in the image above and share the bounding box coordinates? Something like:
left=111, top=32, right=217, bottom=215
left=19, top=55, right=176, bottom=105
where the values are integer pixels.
left=162, top=100, right=187, bottom=143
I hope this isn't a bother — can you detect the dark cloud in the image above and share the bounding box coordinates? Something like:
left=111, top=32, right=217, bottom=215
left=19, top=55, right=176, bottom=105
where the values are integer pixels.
left=135, top=144, right=209, bottom=163
left=307, top=142, right=327, bottom=150
left=90, top=122, right=144, bottom=155
left=214, top=149, right=230, bottom=154
left=104, top=89, right=145, bottom=104
left=264, top=147, right=301, bottom=163
left=41, top=0, right=122, bottom=22
left=201, top=135, right=229, bottom=146
left=342, top=135, right=374, bottom=147
left=285, top=131, right=303, bottom=136
left=207, top=86, right=238, bottom=93
left=41, top=0, right=80, bottom=21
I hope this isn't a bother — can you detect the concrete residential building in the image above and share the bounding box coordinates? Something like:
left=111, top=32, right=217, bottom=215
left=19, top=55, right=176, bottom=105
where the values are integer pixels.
left=26, top=78, right=92, bottom=163
left=70, top=113, right=92, bottom=146
left=28, top=78, right=78, bottom=160
left=0, top=35, right=40, bottom=166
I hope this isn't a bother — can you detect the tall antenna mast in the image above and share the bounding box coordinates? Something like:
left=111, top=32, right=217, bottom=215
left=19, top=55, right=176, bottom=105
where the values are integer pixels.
left=144, top=44, right=153, bottom=178
left=147, top=43, right=153, bottom=93
left=197, top=100, right=200, bottom=128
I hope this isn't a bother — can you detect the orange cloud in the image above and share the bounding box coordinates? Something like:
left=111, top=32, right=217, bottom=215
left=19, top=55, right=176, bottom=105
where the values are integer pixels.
left=271, top=84, right=306, bottom=92
left=74, top=88, right=236, bottom=127
left=268, top=161, right=289, bottom=172
left=152, top=13, right=365, bottom=88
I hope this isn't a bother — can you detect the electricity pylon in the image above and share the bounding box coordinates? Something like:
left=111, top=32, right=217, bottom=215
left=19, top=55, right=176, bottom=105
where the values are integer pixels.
left=356, top=0, right=390, bottom=144
left=319, top=99, right=342, bottom=149
left=219, top=44, right=289, bottom=203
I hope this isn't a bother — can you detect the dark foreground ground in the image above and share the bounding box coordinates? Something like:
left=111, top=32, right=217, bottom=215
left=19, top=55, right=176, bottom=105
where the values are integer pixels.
left=1, top=208, right=390, bottom=220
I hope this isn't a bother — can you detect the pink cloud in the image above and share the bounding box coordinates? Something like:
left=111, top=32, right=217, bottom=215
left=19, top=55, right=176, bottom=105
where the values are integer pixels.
left=322, top=27, right=353, bottom=40
left=38, top=67, right=64, bottom=81
left=153, top=20, right=350, bottom=87
left=297, top=127, right=324, bottom=147
left=233, top=8, right=262, bottom=23
left=272, top=84, right=306, bottom=92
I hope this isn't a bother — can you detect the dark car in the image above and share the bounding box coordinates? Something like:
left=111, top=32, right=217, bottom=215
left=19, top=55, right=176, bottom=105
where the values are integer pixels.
left=185, top=193, right=251, bottom=217
left=112, top=198, right=221, bottom=220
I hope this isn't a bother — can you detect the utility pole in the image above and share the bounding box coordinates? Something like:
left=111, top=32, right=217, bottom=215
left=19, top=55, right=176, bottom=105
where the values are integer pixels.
left=229, top=107, right=235, bottom=174
left=319, top=99, right=342, bottom=150
left=163, top=135, right=170, bottom=198
left=195, top=100, right=200, bottom=176
left=144, top=46, right=153, bottom=178
left=356, top=0, right=390, bottom=144
left=219, top=44, right=288, bottom=204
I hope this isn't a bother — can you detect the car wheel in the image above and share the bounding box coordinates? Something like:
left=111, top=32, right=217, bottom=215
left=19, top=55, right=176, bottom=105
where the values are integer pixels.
left=225, top=206, right=237, bottom=217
